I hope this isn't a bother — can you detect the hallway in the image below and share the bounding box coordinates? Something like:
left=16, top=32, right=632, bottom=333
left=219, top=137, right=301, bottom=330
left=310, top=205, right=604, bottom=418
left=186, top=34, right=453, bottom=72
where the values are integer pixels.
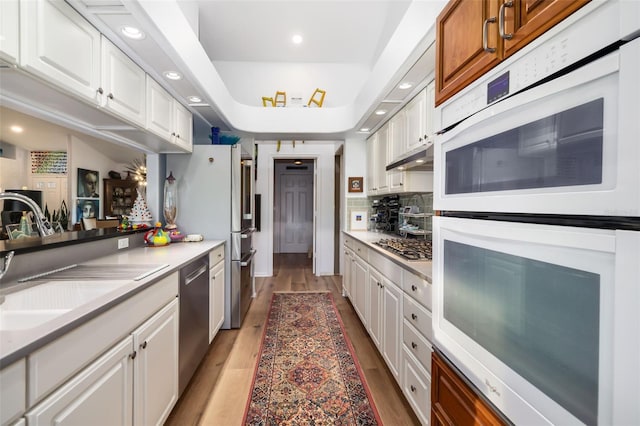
left=165, top=254, right=419, bottom=425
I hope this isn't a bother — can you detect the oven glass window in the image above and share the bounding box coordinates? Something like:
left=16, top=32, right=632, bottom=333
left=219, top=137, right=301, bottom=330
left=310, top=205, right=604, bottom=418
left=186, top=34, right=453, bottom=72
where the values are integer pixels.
left=443, top=240, right=600, bottom=424
left=445, top=98, right=604, bottom=194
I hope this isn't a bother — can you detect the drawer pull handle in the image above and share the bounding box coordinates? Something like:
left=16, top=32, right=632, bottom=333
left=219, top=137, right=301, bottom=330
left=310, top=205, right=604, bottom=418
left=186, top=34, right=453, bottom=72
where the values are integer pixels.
left=411, top=285, right=417, bottom=292
left=411, top=342, right=418, bottom=349
left=410, top=385, right=416, bottom=393
left=411, top=313, right=417, bottom=320
left=141, top=341, right=148, bottom=349
left=129, top=351, right=137, bottom=360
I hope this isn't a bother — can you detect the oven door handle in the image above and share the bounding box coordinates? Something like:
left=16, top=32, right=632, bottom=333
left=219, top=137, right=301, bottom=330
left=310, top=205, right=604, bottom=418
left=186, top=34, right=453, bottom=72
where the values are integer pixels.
left=241, top=228, right=256, bottom=238
left=240, top=249, right=257, bottom=267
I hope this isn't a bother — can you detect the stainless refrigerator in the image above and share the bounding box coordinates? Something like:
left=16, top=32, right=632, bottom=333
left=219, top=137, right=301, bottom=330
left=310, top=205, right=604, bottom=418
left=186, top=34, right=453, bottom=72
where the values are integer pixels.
left=167, top=143, right=255, bottom=329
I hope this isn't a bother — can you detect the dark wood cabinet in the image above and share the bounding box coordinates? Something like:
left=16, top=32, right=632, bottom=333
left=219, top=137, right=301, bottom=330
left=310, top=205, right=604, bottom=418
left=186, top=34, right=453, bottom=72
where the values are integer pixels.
left=431, top=350, right=509, bottom=426
left=435, top=0, right=591, bottom=106
left=103, top=179, right=138, bottom=217
left=436, top=0, right=503, bottom=107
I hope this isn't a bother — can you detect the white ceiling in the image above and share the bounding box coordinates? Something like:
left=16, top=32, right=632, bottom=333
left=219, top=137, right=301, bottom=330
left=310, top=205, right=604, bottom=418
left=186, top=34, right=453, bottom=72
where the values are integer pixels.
left=57, top=1, right=445, bottom=139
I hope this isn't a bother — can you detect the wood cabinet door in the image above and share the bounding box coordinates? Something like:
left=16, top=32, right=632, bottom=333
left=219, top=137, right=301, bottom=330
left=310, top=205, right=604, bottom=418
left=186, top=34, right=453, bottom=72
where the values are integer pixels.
left=101, top=37, right=146, bottom=127
left=20, top=0, right=101, bottom=103
left=435, top=0, right=502, bottom=106
left=502, top=0, right=591, bottom=58
left=133, top=299, right=179, bottom=426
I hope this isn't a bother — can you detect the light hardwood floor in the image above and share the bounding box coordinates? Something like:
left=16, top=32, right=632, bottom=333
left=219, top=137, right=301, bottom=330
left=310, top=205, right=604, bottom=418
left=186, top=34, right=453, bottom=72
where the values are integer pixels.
left=165, top=253, right=420, bottom=425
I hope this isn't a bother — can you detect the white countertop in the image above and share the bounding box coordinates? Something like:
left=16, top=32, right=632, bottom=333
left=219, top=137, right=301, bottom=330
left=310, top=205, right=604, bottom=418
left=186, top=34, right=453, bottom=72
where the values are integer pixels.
left=0, top=240, right=224, bottom=366
left=343, top=230, right=432, bottom=281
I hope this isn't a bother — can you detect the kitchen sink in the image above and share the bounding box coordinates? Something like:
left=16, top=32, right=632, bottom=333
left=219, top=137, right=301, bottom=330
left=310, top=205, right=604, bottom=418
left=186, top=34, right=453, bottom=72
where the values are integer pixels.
left=0, top=280, right=131, bottom=331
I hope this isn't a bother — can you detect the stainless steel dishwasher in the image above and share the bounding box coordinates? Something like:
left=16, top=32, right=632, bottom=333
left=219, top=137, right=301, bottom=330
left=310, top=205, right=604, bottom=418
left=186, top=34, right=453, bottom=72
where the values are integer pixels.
left=178, top=255, right=209, bottom=395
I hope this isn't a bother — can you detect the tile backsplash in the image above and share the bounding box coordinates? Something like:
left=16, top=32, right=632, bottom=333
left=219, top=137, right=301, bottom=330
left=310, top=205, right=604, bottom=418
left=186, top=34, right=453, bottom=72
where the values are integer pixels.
left=347, top=192, right=433, bottom=234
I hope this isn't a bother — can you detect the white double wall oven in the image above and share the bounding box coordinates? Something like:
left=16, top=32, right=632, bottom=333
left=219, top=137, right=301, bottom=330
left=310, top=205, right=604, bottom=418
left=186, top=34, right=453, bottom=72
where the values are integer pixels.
left=432, top=1, right=640, bottom=425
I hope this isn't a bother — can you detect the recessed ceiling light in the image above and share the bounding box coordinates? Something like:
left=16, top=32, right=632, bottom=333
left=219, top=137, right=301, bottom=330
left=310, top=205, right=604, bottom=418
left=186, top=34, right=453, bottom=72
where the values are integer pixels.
left=359, top=128, right=370, bottom=132
left=416, top=159, right=425, bottom=163
left=398, top=82, right=412, bottom=90
left=398, top=166, right=405, bottom=170
left=164, top=71, right=182, bottom=80
left=292, top=34, right=303, bottom=44
left=294, top=160, right=303, bottom=165
left=10, top=125, right=23, bottom=133
left=187, top=96, right=202, bottom=103
left=121, top=26, right=145, bottom=40
left=375, top=110, right=386, bottom=115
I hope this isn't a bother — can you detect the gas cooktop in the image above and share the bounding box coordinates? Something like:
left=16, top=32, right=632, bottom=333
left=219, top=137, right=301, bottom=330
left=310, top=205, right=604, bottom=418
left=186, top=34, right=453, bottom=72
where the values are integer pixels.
left=374, top=238, right=432, bottom=261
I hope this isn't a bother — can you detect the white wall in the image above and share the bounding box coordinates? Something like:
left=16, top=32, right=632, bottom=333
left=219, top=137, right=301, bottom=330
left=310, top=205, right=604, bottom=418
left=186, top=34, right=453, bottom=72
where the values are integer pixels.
left=0, top=145, right=29, bottom=191
left=343, top=137, right=368, bottom=210
left=254, top=141, right=338, bottom=277
left=69, top=135, right=131, bottom=223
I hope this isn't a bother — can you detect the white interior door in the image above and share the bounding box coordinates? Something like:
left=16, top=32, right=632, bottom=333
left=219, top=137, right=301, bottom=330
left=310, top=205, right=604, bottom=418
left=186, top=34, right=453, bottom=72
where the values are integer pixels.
left=278, top=172, right=313, bottom=253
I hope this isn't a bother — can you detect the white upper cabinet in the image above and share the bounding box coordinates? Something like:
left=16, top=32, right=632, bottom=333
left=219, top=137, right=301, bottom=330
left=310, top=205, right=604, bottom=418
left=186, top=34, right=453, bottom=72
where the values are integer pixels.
left=146, top=76, right=174, bottom=141
left=375, top=123, right=389, bottom=193
left=405, top=88, right=427, bottom=153
left=366, top=133, right=377, bottom=195
left=173, top=100, right=193, bottom=150
left=389, top=109, right=406, bottom=163
left=100, top=36, right=146, bottom=127
left=0, top=0, right=19, bottom=64
left=425, top=80, right=436, bottom=144
left=20, top=0, right=101, bottom=103
left=146, top=77, right=193, bottom=150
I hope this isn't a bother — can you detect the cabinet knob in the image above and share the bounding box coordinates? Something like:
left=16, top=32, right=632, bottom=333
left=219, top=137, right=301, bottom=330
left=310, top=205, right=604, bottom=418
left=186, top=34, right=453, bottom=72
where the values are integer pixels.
left=411, top=341, right=418, bottom=349
left=418, top=137, right=422, bottom=142
left=411, top=313, right=418, bottom=320
left=107, top=93, right=114, bottom=100
left=411, top=285, right=417, bottom=292
left=424, top=135, right=428, bottom=140
left=129, top=350, right=137, bottom=360
left=410, top=385, right=416, bottom=393
left=176, top=134, right=181, bottom=139
left=141, top=341, right=148, bottom=349
left=172, top=132, right=176, bottom=136
left=96, top=87, right=104, bottom=95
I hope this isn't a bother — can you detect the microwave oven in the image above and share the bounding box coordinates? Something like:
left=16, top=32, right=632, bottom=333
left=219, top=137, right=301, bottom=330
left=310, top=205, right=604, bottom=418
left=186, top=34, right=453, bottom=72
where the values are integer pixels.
left=434, top=35, right=640, bottom=217
left=432, top=216, right=639, bottom=425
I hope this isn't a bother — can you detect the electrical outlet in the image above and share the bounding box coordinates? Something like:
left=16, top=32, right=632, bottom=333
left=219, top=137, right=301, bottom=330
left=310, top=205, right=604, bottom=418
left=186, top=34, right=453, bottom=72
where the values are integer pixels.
left=117, top=238, right=129, bottom=249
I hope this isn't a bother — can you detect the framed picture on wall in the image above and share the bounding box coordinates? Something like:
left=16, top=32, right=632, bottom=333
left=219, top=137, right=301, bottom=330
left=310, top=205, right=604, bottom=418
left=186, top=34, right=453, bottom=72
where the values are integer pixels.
left=348, top=177, right=363, bottom=193
left=77, top=168, right=99, bottom=198
left=77, top=198, right=99, bottom=219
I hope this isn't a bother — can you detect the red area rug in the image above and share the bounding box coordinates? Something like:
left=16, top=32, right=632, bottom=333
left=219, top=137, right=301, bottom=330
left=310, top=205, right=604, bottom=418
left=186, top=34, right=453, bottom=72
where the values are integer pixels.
left=244, top=292, right=381, bottom=425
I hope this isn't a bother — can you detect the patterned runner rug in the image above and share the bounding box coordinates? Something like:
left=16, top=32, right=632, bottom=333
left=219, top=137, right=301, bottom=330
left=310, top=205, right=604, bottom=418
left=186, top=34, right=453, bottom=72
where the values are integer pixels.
left=244, top=292, right=381, bottom=425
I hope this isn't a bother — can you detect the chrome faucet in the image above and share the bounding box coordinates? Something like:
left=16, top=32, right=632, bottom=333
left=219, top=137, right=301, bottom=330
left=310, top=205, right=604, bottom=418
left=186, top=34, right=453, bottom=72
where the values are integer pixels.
left=0, top=192, right=55, bottom=237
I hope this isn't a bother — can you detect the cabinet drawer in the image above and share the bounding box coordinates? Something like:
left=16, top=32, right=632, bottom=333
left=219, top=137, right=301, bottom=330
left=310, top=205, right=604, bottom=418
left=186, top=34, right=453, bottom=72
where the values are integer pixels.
left=351, top=239, right=368, bottom=260
left=369, top=249, right=402, bottom=284
left=403, top=320, right=432, bottom=374
left=402, top=269, right=432, bottom=310
left=403, top=294, right=433, bottom=342
left=1, top=359, right=25, bottom=425
left=402, top=347, right=431, bottom=426
left=209, top=244, right=225, bottom=267
left=27, top=272, right=178, bottom=406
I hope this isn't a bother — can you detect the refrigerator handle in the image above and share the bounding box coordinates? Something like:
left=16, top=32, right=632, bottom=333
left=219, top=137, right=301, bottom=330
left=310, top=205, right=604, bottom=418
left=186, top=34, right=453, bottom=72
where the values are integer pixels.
left=241, top=228, right=256, bottom=238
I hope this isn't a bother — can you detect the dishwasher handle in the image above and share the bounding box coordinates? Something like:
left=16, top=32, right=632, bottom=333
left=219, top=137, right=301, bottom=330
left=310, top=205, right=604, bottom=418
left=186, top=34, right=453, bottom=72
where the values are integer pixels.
left=185, top=264, right=208, bottom=286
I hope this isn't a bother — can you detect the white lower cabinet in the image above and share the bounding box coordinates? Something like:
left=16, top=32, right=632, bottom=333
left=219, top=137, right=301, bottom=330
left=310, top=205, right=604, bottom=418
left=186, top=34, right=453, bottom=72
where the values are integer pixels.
left=133, top=299, right=179, bottom=426
left=402, top=347, right=431, bottom=426
left=25, top=296, right=179, bottom=426
left=209, top=257, right=225, bottom=343
left=352, top=254, right=368, bottom=325
left=342, top=247, right=353, bottom=298
left=26, top=336, right=134, bottom=426
left=381, top=279, right=403, bottom=380
left=0, top=359, right=26, bottom=425
left=368, top=268, right=383, bottom=348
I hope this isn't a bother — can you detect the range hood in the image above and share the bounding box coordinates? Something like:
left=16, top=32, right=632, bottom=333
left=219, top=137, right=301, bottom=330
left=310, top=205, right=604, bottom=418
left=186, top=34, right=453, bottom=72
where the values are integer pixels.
left=386, top=141, right=434, bottom=172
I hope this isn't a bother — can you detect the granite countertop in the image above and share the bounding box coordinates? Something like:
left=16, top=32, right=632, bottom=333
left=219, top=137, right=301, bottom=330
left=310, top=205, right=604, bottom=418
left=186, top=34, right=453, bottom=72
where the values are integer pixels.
left=343, top=230, right=432, bottom=282
left=0, top=240, right=224, bottom=367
